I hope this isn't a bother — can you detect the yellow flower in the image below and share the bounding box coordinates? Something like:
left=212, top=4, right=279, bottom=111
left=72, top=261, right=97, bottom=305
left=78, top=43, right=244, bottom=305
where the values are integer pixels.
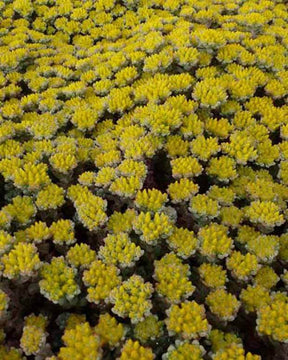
left=66, top=243, right=96, bottom=269
left=256, top=297, right=288, bottom=343
left=110, top=176, right=143, bottom=198
left=133, top=211, right=174, bottom=245
left=207, top=157, right=237, bottom=182
left=179, top=114, right=204, bottom=139
left=192, top=78, right=227, bottom=109
left=107, top=87, right=133, bottom=114
left=50, top=219, right=76, bottom=246
left=39, top=257, right=80, bottom=305
left=190, top=135, right=220, bottom=161
left=171, top=156, right=203, bottom=179
left=206, top=289, right=240, bottom=322
left=253, top=266, right=279, bottom=289
left=95, top=313, right=125, bottom=348
left=59, top=323, right=102, bottom=360
left=118, top=339, right=155, bottom=360
left=168, top=178, right=199, bottom=203
left=2, top=243, right=41, bottom=279
left=212, top=343, right=260, bottom=360
left=134, top=315, right=163, bottom=344
left=198, top=223, right=233, bottom=260
left=76, top=194, right=108, bottom=231
left=135, top=189, right=167, bottom=213
left=13, top=163, right=51, bottom=192
left=227, top=251, right=259, bottom=282
left=0, top=230, right=14, bottom=256
left=199, top=263, right=227, bottom=289
left=240, top=285, right=271, bottom=313
left=99, top=232, right=143, bottom=268
left=83, top=260, right=121, bottom=304
left=4, top=195, right=36, bottom=225
left=154, top=253, right=195, bottom=303
left=25, top=221, right=51, bottom=244
left=189, top=195, right=219, bottom=221
left=110, top=275, right=153, bottom=324
left=166, top=301, right=211, bottom=340
left=163, top=340, right=205, bottom=360
left=246, top=235, right=279, bottom=263
left=245, top=200, right=285, bottom=230
left=20, top=315, right=47, bottom=356
left=36, top=184, right=65, bottom=211
left=222, top=132, right=257, bottom=165
left=107, top=209, right=137, bottom=234
left=176, top=46, right=199, bottom=69
left=71, top=107, right=99, bottom=132
left=50, top=152, right=77, bottom=174
left=165, top=135, right=190, bottom=158
left=209, top=329, right=242, bottom=353
left=95, top=150, right=121, bottom=168
left=220, top=206, right=243, bottom=228
left=115, top=66, right=138, bottom=86
left=166, top=227, right=198, bottom=259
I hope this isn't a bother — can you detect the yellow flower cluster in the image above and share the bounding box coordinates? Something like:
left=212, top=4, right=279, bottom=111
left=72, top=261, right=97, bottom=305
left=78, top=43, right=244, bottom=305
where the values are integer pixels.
left=133, top=212, right=173, bottom=246
left=99, top=232, right=143, bottom=268
left=0, top=346, right=23, bottom=360
left=134, top=315, right=163, bottom=344
left=135, top=189, right=168, bottom=212
left=95, top=313, right=125, bottom=348
left=3, top=196, right=36, bottom=226
left=39, top=257, right=80, bottom=305
left=163, top=340, right=205, bottom=360
left=246, top=235, right=279, bottom=263
left=256, top=297, right=288, bottom=343
left=227, top=251, right=259, bottom=282
left=207, top=156, right=237, bottom=183
left=189, top=195, right=219, bottom=221
left=59, top=322, right=102, bottom=360
left=212, top=343, right=261, bottom=360
left=20, top=314, right=47, bottom=357
left=50, top=219, right=75, bottom=246
left=166, top=227, right=198, bottom=259
left=13, top=163, right=51, bottom=192
left=66, top=243, right=96, bottom=268
left=240, top=285, right=271, bottom=313
left=167, top=179, right=199, bottom=203
left=107, top=209, right=137, bottom=234
left=109, top=275, right=153, bottom=324
left=118, top=339, right=155, bottom=360
left=171, top=157, right=203, bottom=179
left=199, top=263, right=227, bottom=289
left=245, top=201, right=285, bottom=231
left=0, top=230, right=14, bottom=256
left=154, top=253, right=195, bottom=304
left=198, top=224, right=233, bottom=260
left=83, top=260, right=121, bottom=304
left=166, top=301, right=211, bottom=340
left=206, top=289, right=240, bottom=322
left=253, top=266, right=279, bottom=290
left=1, top=243, right=41, bottom=279
left=190, top=135, right=220, bottom=161
left=68, top=186, right=108, bottom=231
left=25, top=221, right=51, bottom=244
left=209, top=329, right=242, bottom=354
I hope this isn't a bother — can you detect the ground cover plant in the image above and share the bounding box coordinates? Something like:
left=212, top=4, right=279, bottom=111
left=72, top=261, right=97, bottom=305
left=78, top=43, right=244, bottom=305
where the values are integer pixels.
left=0, top=0, right=288, bottom=358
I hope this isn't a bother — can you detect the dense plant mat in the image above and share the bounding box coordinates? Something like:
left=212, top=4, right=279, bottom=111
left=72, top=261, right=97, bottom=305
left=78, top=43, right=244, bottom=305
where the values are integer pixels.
left=0, top=0, right=288, bottom=359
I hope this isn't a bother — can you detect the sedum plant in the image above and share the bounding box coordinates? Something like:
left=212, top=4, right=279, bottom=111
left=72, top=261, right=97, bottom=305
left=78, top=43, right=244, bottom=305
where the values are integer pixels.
left=0, top=0, right=287, bottom=358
